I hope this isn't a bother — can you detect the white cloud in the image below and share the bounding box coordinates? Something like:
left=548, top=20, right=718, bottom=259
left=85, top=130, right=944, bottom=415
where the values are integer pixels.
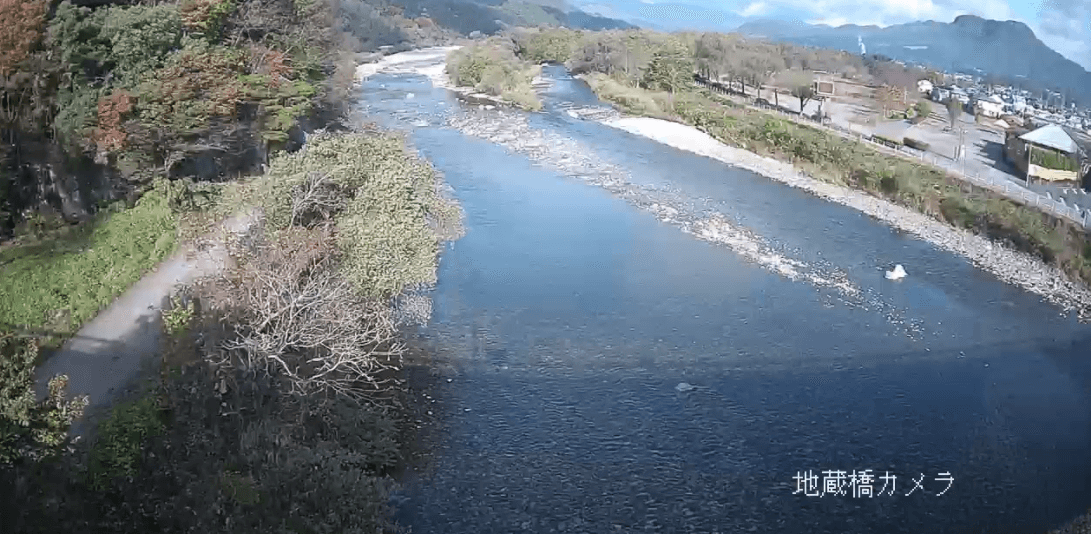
left=737, top=1, right=770, bottom=17
left=713, top=0, right=1091, bottom=69
left=1033, top=0, right=1091, bottom=69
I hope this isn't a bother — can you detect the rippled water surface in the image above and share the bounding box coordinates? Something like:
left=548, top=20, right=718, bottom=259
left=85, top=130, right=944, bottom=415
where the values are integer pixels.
left=359, top=64, right=1091, bottom=534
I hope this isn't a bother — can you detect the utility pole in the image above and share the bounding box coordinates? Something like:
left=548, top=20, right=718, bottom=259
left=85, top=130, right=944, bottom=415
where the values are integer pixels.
left=959, top=126, right=966, bottom=174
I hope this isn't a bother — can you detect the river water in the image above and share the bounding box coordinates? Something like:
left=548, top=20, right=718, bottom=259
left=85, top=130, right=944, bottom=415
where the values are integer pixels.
left=358, top=60, right=1091, bottom=533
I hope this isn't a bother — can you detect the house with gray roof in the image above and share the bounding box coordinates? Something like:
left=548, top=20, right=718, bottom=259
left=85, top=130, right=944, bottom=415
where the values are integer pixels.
left=1007, top=124, right=1090, bottom=187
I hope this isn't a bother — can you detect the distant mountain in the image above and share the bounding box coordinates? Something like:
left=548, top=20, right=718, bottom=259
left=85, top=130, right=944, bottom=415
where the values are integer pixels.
left=570, top=0, right=739, bottom=32
left=736, top=15, right=1091, bottom=103
left=390, top=0, right=635, bottom=35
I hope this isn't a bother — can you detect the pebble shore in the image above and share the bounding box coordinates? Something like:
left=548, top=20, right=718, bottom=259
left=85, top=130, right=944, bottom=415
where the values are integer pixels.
left=606, top=117, right=1091, bottom=321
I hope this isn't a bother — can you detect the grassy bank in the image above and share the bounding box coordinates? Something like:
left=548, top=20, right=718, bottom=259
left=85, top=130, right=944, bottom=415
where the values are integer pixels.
left=671, top=87, right=1091, bottom=287
left=506, top=28, right=1091, bottom=289
left=0, top=190, right=176, bottom=337
left=446, top=39, right=543, bottom=111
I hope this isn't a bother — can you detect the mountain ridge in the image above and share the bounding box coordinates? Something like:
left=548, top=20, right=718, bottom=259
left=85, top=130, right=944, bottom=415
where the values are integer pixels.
left=735, top=15, right=1091, bottom=103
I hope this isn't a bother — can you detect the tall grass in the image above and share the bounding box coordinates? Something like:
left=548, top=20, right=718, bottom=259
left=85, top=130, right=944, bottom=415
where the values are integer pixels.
left=0, top=186, right=177, bottom=335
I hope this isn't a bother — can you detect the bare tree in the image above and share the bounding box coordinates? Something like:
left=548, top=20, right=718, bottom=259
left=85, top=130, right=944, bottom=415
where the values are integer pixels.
left=204, top=226, right=403, bottom=403
left=290, top=171, right=347, bottom=227
left=779, top=70, right=815, bottom=113
left=946, top=97, right=962, bottom=127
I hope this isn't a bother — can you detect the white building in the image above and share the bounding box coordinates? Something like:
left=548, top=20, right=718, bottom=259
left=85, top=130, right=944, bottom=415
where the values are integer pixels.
left=975, top=100, right=1004, bottom=118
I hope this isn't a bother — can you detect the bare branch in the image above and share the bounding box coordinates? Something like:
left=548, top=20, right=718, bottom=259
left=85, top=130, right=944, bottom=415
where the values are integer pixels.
left=201, top=225, right=402, bottom=401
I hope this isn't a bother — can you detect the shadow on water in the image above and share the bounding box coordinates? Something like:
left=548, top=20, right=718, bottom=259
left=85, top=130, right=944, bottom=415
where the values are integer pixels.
left=360, top=65, right=1091, bottom=534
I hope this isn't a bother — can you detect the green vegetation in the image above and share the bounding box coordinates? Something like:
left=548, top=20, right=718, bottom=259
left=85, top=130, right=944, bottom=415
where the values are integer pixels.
left=86, top=396, right=165, bottom=491
left=493, top=27, right=1091, bottom=287
left=581, top=72, right=675, bottom=118
left=903, top=137, right=930, bottom=151
left=946, top=97, right=963, bottom=127
left=3, top=130, right=462, bottom=533
left=1030, top=147, right=1080, bottom=172
left=914, top=100, right=932, bottom=120
left=0, top=184, right=176, bottom=335
left=255, top=132, right=461, bottom=298
left=518, top=27, right=583, bottom=64
left=672, top=91, right=1091, bottom=286
left=1, top=0, right=465, bottom=527
left=872, top=133, right=904, bottom=147
left=447, top=40, right=544, bottom=111
left=1, top=0, right=420, bottom=236
left=161, top=296, right=195, bottom=338
left=641, top=37, right=694, bottom=105
left=1, top=332, right=87, bottom=464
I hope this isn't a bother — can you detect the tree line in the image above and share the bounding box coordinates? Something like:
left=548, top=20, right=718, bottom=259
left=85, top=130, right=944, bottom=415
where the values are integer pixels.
left=508, top=27, right=935, bottom=115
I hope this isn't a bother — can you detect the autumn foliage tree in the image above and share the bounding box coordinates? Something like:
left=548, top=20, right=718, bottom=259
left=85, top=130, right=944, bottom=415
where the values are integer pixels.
left=0, top=0, right=48, bottom=77
left=92, top=90, right=133, bottom=152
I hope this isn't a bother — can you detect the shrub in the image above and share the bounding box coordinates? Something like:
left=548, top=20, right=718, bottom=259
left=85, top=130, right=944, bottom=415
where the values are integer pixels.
left=86, top=396, right=165, bottom=491
left=903, top=137, right=930, bottom=151
left=257, top=132, right=460, bottom=298
left=162, top=296, right=195, bottom=338
left=873, top=134, right=903, bottom=147
left=914, top=99, right=932, bottom=118
left=582, top=72, right=668, bottom=117
left=446, top=41, right=542, bottom=111
left=180, top=0, right=236, bottom=40
left=1030, top=147, right=1079, bottom=172
left=205, top=225, right=403, bottom=400
left=100, top=4, right=183, bottom=88
left=0, top=332, right=87, bottom=465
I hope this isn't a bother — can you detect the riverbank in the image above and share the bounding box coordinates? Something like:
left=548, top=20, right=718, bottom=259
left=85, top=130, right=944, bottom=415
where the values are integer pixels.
left=370, top=44, right=1091, bottom=320
left=603, top=115, right=1091, bottom=320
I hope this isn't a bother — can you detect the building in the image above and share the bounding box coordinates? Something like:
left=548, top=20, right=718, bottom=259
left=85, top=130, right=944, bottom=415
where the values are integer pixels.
left=975, top=97, right=1004, bottom=118
left=813, top=74, right=836, bottom=96
left=1005, top=124, right=1086, bottom=185
left=917, top=79, right=933, bottom=96
left=931, top=86, right=952, bottom=103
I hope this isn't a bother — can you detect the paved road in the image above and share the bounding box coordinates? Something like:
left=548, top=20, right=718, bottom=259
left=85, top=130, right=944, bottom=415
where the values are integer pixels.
left=33, top=213, right=255, bottom=437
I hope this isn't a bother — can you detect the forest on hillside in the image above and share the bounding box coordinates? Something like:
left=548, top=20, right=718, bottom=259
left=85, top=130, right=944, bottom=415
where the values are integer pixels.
left=0, top=0, right=464, bottom=239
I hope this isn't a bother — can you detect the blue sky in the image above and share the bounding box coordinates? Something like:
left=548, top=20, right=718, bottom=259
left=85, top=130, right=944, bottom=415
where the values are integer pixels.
left=579, top=0, right=1091, bottom=69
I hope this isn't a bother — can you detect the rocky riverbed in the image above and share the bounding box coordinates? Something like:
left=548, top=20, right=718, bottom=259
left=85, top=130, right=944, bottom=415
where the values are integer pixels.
left=447, top=110, right=940, bottom=339
left=357, top=47, right=1091, bottom=323
left=606, top=117, right=1091, bottom=322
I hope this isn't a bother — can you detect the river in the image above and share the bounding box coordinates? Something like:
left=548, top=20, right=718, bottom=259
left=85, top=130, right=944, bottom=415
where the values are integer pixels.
left=357, top=56, right=1091, bottom=533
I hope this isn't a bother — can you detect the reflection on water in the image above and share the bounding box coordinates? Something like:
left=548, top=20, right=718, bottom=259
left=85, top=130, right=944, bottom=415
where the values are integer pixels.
left=359, top=66, right=1091, bottom=534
